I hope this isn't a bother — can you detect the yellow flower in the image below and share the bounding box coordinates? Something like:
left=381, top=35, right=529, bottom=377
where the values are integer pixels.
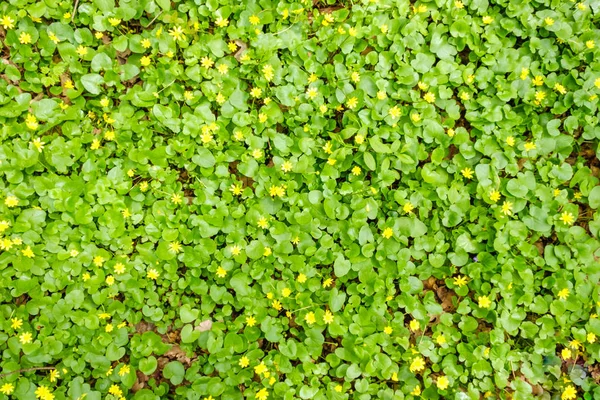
left=437, top=376, right=449, bottom=390
left=76, top=45, right=88, bottom=57
left=105, top=323, right=113, bottom=332
left=461, top=167, right=474, bottom=179
left=346, top=97, right=358, bottom=109
left=323, top=310, right=334, bottom=324
left=239, top=356, right=249, bottom=368
left=351, top=71, right=360, bottom=83
left=586, top=40, right=595, bottom=49
left=297, top=273, right=307, bottom=283
left=1, top=15, right=15, bottom=29
left=256, top=388, right=269, bottom=400
left=322, top=278, right=333, bottom=288
left=171, top=193, right=182, bottom=204
left=119, top=364, right=130, bottom=376
left=140, top=56, right=151, bottom=66
left=35, top=385, right=54, bottom=400
left=245, top=315, right=257, bottom=327
left=560, top=211, right=574, bottom=225
left=249, top=15, right=260, bottom=25
left=250, top=87, right=262, bottom=98
left=410, top=356, right=425, bottom=373
left=21, top=246, right=35, bottom=258
left=489, top=190, right=501, bottom=202
left=382, top=227, right=393, bottom=239
left=380, top=24, right=388, bottom=34
left=409, top=319, right=420, bottom=332
left=215, top=17, right=229, bottom=27
left=436, top=335, right=447, bottom=345
left=482, top=16, right=494, bottom=24
left=114, top=262, right=125, bottom=274
left=82, top=272, right=90, bottom=281
left=327, top=158, right=336, bottom=166
left=168, top=26, right=186, bottom=41
left=216, top=266, right=227, bottom=278
left=506, top=136, right=515, bottom=146
left=410, top=112, right=421, bottom=122
left=562, top=385, right=577, bottom=400
left=140, top=38, right=151, bottom=49
left=108, top=385, right=122, bottom=397
left=562, top=348, right=572, bottom=359
left=501, top=201, right=513, bottom=216
left=305, top=87, right=318, bottom=99
left=201, top=56, right=214, bottom=68
left=545, top=17, right=554, bottom=26
left=147, top=268, right=159, bottom=280
left=424, top=92, right=436, bottom=103
left=305, top=312, right=316, bottom=325
left=453, top=275, right=468, bottom=287
left=108, top=17, right=121, bottom=26
left=19, top=32, right=32, bottom=44
left=20, top=331, right=33, bottom=344
left=11, top=317, right=23, bottom=330
left=557, top=288, right=569, bottom=300
left=587, top=333, right=596, bottom=343
left=532, top=75, right=544, bottom=86
left=411, top=385, right=421, bottom=396
left=520, top=68, right=529, bottom=80
left=403, top=202, right=414, bottom=213
left=554, top=83, right=567, bottom=94
left=139, top=181, right=149, bottom=192
left=263, top=64, right=274, bottom=81
left=351, top=166, right=361, bottom=176
left=217, top=64, right=229, bottom=75
left=0, top=383, right=15, bottom=395
left=263, top=247, right=272, bottom=256
left=335, top=384, right=343, bottom=393
left=383, top=326, right=392, bottom=335
left=389, top=105, right=401, bottom=118
left=269, top=185, right=285, bottom=198
left=478, top=295, right=491, bottom=308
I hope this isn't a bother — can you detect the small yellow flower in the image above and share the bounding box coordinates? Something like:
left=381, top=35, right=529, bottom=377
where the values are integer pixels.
left=436, top=335, right=447, bottom=345
left=410, top=356, right=425, bottom=372
left=411, top=385, right=421, bottom=396
left=239, top=356, right=249, bottom=368
left=489, top=190, right=501, bottom=202
left=482, top=16, right=494, bottom=24
left=215, top=17, right=229, bottom=28
left=409, top=319, right=420, bottom=332
left=351, top=71, right=360, bottom=83
left=587, top=333, right=596, bottom=344
left=230, top=245, right=242, bottom=256
left=586, top=40, right=595, bottom=49
left=506, top=136, right=515, bottom=146
left=11, top=318, right=23, bottom=330
left=561, top=348, right=572, bottom=359
left=557, top=288, right=569, bottom=300
left=424, top=92, right=436, bottom=103
left=382, top=227, right=393, bottom=239
left=410, top=112, right=421, bottom=122
left=560, top=211, right=575, bottom=225
left=19, top=32, right=32, bottom=44
left=389, top=105, right=401, bottom=119
left=272, top=300, right=282, bottom=311
left=19, top=331, right=33, bottom=344
left=383, top=326, right=392, bottom=335
left=1, top=15, right=15, bottom=29
left=0, top=383, right=15, bottom=395
left=171, top=193, right=182, bottom=204
left=501, top=201, right=513, bottom=216
left=216, top=266, right=227, bottom=278
left=478, top=296, right=491, bottom=308
left=168, top=26, right=186, bottom=41
left=297, top=273, right=307, bottom=283
left=520, top=68, right=529, bottom=80
left=545, top=17, right=554, bottom=26
left=246, top=315, right=256, bottom=327
left=562, top=385, right=577, bottom=400
left=461, top=167, right=474, bottom=179
left=76, top=45, right=88, bottom=57
left=351, top=166, right=361, bottom=176
left=249, top=15, right=260, bottom=25
left=346, top=97, right=358, bottom=109
left=532, top=75, right=544, bottom=86
left=147, top=268, right=159, bottom=280
left=453, top=275, right=468, bottom=287
left=304, top=312, right=316, bottom=325
left=108, top=17, right=121, bottom=26
left=22, top=246, right=35, bottom=258
left=323, top=310, right=334, bottom=324
left=437, top=376, right=449, bottom=390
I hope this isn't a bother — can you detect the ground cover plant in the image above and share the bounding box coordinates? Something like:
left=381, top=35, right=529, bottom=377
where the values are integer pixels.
left=1, top=0, right=600, bottom=399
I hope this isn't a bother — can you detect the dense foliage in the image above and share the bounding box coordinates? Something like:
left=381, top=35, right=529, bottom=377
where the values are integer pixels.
left=1, top=0, right=600, bottom=399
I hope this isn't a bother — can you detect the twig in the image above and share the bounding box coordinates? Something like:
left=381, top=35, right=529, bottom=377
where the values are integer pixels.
left=71, top=0, right=79, bottom=23
left=0, top=367, right=55, bottom=379
left=146, top=11, right=163, bottom=27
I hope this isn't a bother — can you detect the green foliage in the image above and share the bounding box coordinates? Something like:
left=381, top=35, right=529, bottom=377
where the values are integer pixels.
left=0, top=0, right=600, bottom=399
